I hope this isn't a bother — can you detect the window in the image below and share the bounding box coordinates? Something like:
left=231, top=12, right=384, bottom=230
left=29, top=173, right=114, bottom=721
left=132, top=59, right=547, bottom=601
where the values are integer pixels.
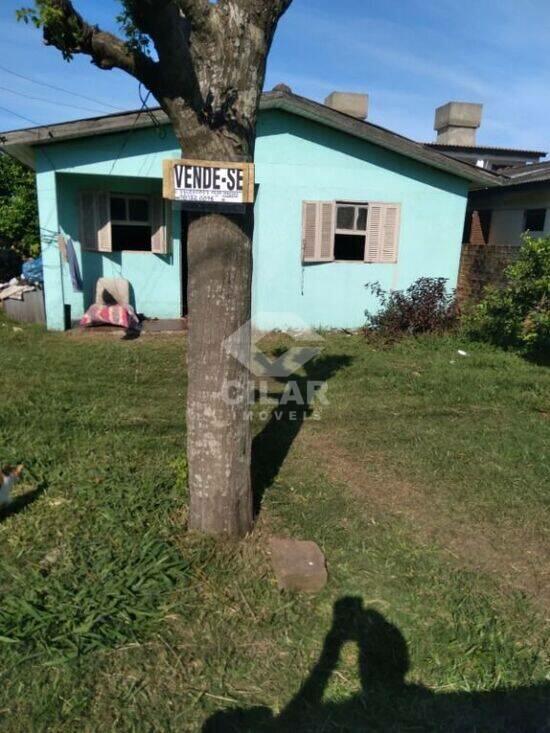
left=334, top=203, right=369, bottom=261
left=301, top=200, right=401, bottom=264
left=110, top=195, right=152, bottom=252
left=524, top=209, right=546, bottom=233
left=80, top=191, right=170, bottom=255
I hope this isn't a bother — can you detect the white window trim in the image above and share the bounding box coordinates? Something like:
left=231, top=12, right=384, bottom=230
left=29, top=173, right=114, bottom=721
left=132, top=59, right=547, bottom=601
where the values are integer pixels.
left=334, top=202, right=369, bottom=237
left=333, top=201, right=370, bottom=260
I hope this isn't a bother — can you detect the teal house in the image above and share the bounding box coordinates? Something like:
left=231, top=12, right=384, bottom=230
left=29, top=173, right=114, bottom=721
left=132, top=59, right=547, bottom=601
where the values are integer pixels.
left=0, top=89, right=497, bottom=331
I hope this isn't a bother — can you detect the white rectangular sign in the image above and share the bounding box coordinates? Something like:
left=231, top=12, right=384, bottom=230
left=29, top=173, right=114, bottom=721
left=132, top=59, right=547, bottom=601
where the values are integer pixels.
left=163, top=159, right=254, bottom=205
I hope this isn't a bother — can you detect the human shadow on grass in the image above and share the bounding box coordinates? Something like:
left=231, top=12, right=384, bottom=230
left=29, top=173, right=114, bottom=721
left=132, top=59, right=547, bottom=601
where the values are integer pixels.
left=202, top=596, right=550, bottom=733
left=251, top=354, right=352, bottom=517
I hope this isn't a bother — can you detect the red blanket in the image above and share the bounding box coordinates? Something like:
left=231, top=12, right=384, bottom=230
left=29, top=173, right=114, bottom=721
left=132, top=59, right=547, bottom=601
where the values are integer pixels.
left=80, top=304, right=140, bottom=330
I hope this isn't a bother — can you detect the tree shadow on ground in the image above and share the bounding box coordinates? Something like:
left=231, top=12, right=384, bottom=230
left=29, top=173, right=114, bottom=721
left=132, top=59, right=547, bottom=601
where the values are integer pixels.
left=251, top=354, right=352, bottom=517
left=203, top=596, right=550, bottom=733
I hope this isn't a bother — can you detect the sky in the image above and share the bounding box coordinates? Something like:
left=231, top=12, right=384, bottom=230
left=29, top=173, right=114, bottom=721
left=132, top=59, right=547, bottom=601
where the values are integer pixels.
left=0, top=0, right=549, bottom=152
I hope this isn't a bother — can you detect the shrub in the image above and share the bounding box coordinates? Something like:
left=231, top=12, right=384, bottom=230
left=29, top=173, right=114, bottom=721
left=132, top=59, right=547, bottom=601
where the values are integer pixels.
left=463, top=235, right=550, bottom=355
left=364, top=277, right=458, bottom=339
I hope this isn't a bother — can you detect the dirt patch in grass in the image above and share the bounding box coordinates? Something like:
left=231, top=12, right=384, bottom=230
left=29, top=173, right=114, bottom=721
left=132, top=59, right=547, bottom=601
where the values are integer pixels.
left=298, top=428, right=550, bottom=612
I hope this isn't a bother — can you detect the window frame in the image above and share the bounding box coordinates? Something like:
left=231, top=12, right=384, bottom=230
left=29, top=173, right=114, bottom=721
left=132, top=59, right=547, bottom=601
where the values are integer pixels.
left=110, top=194, right=152, bottom=227
left=109, top=193, right=153, bottom=253
left=301, top=200, right=401, bottom=265
left=523, top=208, right=546, bottom=234
left=333, top=201, right=369, bottom=261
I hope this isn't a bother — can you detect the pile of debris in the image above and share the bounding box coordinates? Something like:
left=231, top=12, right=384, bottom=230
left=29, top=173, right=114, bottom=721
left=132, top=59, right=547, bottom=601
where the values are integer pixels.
left=0, top=257, right=45, bottom=324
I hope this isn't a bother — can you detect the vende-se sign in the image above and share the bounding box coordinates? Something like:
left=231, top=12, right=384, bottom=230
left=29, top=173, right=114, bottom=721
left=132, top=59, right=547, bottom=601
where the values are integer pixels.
left=163, top=159, right=254, bottom=205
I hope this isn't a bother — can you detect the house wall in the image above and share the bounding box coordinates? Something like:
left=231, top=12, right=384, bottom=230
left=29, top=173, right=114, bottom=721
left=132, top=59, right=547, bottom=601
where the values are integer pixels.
left=56, top=175, right=181, bottom=323
left=36, top=110, right=470, bottom=331
left=35, top=128, right=182, bottom=330
left=252, top=110, right=470, bottom=330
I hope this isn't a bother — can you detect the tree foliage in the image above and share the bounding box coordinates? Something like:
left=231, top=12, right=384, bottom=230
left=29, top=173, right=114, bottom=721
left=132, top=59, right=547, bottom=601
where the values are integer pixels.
left=0, top=154, right=40, bottom=259
left=16, top=0, right=292, bottom=160
left=463, top=235, right=550, bottom=355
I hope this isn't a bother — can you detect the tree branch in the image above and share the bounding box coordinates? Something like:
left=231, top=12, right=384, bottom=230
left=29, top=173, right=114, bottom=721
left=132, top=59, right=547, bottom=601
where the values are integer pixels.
left=37, top=0, right=159, bottom=90
left=123, top=0, right=204, bottom=107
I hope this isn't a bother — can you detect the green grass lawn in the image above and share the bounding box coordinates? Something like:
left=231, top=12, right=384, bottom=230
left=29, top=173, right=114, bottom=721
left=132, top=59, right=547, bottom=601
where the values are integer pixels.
left=0, top=317, right=548, bottom=732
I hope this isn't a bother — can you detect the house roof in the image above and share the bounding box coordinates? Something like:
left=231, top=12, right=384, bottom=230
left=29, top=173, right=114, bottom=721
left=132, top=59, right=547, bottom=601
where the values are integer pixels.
left=496, top=160, right=550, bottom=186
left=0, top=90, right=501, bottom=186
left=425, top=142, right=546, bottom=158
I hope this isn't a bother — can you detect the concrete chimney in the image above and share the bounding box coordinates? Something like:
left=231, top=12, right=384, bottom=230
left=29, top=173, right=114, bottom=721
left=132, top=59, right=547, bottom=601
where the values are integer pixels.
left=434, top=102, right=483, bottom=146
left=325, top=92, right=368, bottom=120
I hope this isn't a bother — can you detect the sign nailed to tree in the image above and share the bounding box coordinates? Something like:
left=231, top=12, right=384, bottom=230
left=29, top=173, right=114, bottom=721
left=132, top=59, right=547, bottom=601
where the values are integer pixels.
left=163, top=159, right=255, bottom=206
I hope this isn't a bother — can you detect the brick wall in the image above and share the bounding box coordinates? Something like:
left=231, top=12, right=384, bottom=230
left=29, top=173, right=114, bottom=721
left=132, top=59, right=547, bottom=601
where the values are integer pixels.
left=457, top=243, right=519, bottom=303
left=469, top=210, right=492, bottom=245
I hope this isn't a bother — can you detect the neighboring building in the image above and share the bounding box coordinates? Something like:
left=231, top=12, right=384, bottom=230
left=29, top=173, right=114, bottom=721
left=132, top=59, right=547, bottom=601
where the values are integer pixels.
left=0, top=89, right=498, bottom=331
left=416, top=99, right=550, bottom=302
left=464, top=161, right=550, bottom=246
left=425, top=101, right=545, bottom=171
left=459, top=159, right=550, bottom=303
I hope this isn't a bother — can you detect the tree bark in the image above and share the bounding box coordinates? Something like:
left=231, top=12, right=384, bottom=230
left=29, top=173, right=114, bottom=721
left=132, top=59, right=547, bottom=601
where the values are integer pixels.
left=186, top=207, right=253, bottom=535
left=173, top=111, right=256, bottom=536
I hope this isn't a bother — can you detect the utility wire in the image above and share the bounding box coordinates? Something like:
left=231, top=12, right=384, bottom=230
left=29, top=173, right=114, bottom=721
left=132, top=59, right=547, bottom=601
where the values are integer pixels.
left=1, top=84, right=163, bottom=181
left=0, top=63, right=123, bottom=112
left=0, top=83, right=109, bottom=115
left=0, top=104, right=60, bottom=173
left=108, top=88, right=153, bottom=176
left=0, top=104, right=42, bottom=128
left=139, top=83, right=166, bottom=139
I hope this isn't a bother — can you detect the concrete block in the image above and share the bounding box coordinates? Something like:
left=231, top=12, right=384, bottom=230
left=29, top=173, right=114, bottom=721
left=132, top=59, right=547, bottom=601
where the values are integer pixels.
left=269, top=537, right=328, bottom=593
left=325, top=92, right=368, bottom=120
left=434, top=102, right=483, bottom=145
left=436, top=127, right=478, bottom=146
left=434, top=102, right=483, bottom=131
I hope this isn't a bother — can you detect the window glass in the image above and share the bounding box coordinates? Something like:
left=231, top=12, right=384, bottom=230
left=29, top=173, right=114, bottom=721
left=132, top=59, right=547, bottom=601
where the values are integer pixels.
left=356, top=207, right=368, bottom=231
left=129, top=198, right=150, bottom=223
left=110, top=197, right=127, bottom=221
left=524, top=209, right=546, bottom=232
left=336, top=206, right=355, bottom=230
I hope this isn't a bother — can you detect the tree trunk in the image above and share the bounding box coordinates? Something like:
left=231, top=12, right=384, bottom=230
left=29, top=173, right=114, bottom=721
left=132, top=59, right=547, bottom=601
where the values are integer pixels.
left=184, top=147, right=254, bottom=536
left=29, top=0, right=293, bottom=538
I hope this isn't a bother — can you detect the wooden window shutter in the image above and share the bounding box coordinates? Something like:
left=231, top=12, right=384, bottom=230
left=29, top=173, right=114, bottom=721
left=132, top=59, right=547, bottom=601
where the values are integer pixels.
left=302, top=202, right=318, bottom=261
left=365, top=203, right=383, bottom=262
left=151, top=195, right=168, bottom=255
left=365, top=203, right=400, bottom=263
left=380, top=204, right=400, bottom=263
left=164, top=201, right=172, bottom=254
left=80, top=191, right=99, bottom=251
left=319, top=202, right=336, bottom=261
left=96, top=192, right=112, bottom=252
left=302, top=201, right=335, bottom=262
